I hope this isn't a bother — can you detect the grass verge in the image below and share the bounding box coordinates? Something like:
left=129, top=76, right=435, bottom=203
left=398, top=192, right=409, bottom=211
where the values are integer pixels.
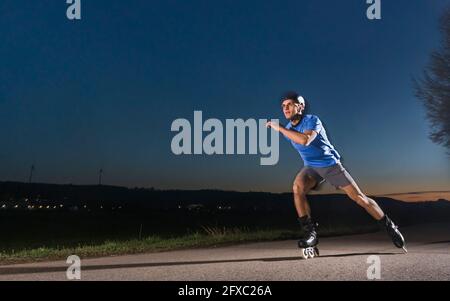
left=0, top=224, right=378, bottom=265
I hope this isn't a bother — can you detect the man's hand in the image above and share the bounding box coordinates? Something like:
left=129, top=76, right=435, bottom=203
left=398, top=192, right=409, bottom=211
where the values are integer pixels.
left=266, top=121, right=282, bottom=132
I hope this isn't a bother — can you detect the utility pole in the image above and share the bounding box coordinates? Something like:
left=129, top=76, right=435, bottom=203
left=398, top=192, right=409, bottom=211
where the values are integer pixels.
left=98, top=168, right=103, bottom=185
left=28, top=164, right=35, bottom=183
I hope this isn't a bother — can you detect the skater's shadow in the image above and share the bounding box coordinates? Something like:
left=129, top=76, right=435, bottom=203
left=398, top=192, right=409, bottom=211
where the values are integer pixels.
left=429, top=240, right=450, bottom=245
left=317, top=251, right=398, bottom=259
left=0, top=252, right=399, bottom=275
left=2, top=257, right=298, bottom=275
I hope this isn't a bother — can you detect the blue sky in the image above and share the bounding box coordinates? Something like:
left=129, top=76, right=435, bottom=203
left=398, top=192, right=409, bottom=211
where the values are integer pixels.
left=0, top=0, right=449, bottom=194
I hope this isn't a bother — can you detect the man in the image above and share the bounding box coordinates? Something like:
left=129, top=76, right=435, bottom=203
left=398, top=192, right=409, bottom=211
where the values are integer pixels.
left=266, top=91, right=406, bottom=252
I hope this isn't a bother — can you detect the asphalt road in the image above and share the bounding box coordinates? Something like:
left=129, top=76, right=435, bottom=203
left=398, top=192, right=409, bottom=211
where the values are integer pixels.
left=1, top=222, right=449, bottom=281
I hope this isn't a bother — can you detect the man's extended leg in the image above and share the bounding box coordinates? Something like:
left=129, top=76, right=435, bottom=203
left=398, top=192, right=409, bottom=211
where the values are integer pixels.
left=340, top=182, right=384, bottom=220
left=340, top=181, right=407, bottom=251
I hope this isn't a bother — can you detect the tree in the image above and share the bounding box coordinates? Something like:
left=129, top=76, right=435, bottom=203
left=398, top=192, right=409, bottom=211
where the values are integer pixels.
left=414, top=8, right=450, bottom=154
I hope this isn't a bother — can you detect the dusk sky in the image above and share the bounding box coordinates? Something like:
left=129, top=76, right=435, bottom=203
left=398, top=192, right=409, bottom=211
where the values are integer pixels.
left=1, top=0, right=449, bottom=194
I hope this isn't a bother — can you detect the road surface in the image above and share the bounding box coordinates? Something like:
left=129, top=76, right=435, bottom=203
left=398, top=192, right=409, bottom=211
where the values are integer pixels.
left=1, top=222, right=449, bottom=281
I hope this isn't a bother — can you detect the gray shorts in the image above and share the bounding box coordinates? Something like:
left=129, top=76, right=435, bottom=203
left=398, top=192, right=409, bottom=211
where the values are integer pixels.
left=299, top=162, right=356, bottom=190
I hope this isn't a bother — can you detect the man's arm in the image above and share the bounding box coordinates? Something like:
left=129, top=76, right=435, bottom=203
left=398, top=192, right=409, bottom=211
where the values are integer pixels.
left=280, top=128, right=317, bottom=146
left=266, top=121, right=318, bottom=146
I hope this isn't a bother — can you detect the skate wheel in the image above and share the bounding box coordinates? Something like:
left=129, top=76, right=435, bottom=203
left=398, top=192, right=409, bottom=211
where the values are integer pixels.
left=300, top=247, right=318, bottom=259
left=314, top=247, right=320, bottom=257
left=307, top=247, right=315, bottom=258
left=301, top=248, right=309, bottom=259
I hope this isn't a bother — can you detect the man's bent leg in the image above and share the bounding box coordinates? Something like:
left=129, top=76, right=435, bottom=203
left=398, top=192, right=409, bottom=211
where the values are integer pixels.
left=293, top=168, right=323, bottom=251
left=292, top=170, right=319, bottom=218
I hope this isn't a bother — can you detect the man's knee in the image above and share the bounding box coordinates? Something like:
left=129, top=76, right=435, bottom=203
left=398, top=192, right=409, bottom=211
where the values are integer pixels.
left=293, top=182, right=308, bottom=195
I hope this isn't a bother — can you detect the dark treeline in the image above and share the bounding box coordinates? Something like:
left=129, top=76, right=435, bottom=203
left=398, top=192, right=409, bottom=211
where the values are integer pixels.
left=0, top=182, right=449, bottom=250
left=1, top=181, right=449, bottom=227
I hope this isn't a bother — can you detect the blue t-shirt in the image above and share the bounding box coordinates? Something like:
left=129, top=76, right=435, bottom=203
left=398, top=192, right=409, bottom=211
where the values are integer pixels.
left=284, top=114, right=341, bottom=167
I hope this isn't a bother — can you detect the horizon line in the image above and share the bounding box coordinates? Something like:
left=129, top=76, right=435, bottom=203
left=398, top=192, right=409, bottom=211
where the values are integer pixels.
left=1, top=180, right=449, bottom=197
